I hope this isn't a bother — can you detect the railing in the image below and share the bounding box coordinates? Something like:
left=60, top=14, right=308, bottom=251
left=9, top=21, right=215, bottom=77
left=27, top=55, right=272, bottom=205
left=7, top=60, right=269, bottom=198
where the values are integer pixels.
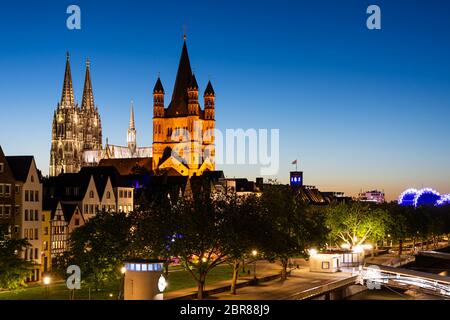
left=284, top=276, right=359, bottom=300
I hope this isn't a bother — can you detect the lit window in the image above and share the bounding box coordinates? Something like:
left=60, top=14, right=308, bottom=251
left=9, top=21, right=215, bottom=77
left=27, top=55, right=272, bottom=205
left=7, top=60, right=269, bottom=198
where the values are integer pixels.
left=142, top=264, right=148, bottom=271
left=130, top=264, right=135, bottom=271
left=136, top=264, right=141, bottom=271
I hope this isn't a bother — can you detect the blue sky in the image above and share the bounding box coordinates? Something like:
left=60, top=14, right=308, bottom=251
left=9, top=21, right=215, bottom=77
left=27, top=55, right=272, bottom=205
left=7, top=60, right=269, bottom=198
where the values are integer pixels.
left=0, top=0, right=449, bottom=200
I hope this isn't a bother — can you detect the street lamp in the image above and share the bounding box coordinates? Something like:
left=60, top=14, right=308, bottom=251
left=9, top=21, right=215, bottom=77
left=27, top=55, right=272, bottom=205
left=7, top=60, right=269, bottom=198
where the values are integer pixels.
left=252, top=250, right=258, bottom=283
left=43, top=276, right=51, bottom=299
left=119, top=266, right=126, bottom=300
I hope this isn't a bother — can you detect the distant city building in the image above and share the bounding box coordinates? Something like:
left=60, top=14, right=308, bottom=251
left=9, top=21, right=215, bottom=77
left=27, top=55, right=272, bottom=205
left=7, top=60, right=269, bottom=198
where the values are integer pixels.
left=290, top=171, right=304, bottom=188
left=0, top=146, right=43, bottom=282
left=357, top=190, right=385, bottom=204
left=321, top=191, right=352, bottom=204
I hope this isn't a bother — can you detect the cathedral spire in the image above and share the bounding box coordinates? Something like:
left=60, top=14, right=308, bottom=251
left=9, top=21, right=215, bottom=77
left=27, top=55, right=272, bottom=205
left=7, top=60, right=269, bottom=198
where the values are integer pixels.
left=81, top=58, right=95, bottom=110
left=61, top=52, right=75, bottom=107
left=129, top=100, right=135, bottom=129
left=127, top=100, right=137, bottom=154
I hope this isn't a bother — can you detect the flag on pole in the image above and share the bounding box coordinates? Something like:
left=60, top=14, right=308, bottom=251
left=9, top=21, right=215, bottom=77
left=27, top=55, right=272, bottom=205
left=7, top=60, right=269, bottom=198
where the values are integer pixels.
left=291, top=160, right=297, bottom=165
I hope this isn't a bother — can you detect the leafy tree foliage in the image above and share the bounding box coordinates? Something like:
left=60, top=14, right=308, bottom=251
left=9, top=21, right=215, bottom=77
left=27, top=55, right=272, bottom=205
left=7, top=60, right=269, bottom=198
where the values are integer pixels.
left=0, top=225, right=32, bottom=290
left=325, top=202, right=390, bottom=248
left=67, top=211, right=135, bottom=290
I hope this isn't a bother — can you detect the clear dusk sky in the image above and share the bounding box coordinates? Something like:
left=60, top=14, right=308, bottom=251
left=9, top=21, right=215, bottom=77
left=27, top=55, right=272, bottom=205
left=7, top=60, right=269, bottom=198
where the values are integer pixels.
left=0, top=0, right=449, bottom=201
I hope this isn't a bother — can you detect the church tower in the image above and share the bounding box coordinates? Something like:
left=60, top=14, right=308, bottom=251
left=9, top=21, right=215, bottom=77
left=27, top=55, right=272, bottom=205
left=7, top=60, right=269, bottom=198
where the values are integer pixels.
left=50, top=53, right=84, bottom=176
left=81, top=59, right=102, bottom=152
left=151, top=37, right=216, bottom=176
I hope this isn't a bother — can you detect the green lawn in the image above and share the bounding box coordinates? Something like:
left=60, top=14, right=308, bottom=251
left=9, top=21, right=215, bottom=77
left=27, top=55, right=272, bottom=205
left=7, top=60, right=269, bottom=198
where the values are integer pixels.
left=0, top=264, right=238, bottom=300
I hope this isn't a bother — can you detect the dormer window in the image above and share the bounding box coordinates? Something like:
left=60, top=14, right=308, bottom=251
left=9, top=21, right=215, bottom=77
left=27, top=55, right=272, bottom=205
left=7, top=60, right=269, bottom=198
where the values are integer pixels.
left=30, top=175, right=34, bottom=183
left=0, top=163, right=4, bottom=173
left=89, top=190, right=94, bottom=198
left=106, top=191, right=111, bottom=199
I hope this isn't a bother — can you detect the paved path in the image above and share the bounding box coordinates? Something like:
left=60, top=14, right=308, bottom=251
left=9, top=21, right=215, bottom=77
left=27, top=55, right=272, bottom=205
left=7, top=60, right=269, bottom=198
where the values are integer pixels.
left=207, top=268, right=351, bottom=300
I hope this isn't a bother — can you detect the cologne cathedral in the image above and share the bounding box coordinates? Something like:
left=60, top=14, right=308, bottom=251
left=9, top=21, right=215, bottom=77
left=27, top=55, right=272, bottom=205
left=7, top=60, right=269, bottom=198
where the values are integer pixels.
left=49, top=53, right=102, bottom=176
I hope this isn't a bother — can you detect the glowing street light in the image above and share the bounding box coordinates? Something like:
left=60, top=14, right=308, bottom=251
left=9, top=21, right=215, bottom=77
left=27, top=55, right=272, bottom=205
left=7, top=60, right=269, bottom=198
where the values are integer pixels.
left=252, top=250, right=258, bottom=282
left=308, top=248, right=318, bottom=257
left=121, top=267, right=126, bottom=274
left=43, top=276, right=51, bottom=299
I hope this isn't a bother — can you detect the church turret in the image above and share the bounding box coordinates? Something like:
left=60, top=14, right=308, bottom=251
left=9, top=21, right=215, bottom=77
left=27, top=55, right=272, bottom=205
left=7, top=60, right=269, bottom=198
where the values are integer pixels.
left=127, top=100, right=137, bottom=155
left=61, top=52, right=75, bottom=108
left=204, top=80, right=215, bottom=120
left=153, top=77, right=165, bottom=117
left=187, top=74, right=199, bottom=116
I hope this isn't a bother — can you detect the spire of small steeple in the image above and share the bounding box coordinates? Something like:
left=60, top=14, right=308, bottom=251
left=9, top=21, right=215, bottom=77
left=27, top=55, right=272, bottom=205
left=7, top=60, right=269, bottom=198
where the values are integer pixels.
left=129, top=100, right=135, bottom=129
left=81, top=58, right=95, bottom=110
left=153, top=76, right=165, bottom=93
left=204, top=80, right=215, bottom=96
left=61, top=52, right=75, bottom=107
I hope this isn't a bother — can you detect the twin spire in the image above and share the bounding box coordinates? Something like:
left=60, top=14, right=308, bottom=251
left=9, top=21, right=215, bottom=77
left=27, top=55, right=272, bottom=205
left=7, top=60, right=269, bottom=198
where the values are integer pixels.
left=60, top=52, right=95, bottom=110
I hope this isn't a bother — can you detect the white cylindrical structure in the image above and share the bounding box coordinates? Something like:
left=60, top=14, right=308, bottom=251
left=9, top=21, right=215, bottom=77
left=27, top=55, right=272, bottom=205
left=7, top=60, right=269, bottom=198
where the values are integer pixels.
left=123, top=259, right=166, bottom=300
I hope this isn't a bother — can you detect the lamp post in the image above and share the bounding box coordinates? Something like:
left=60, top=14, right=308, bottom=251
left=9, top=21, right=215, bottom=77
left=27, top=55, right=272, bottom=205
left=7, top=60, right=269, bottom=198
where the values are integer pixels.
left=252, top=250, right=258, bottom=283
left=43, top=276, right=51, bottom=299
left=118, top=266, right=126, bottom=300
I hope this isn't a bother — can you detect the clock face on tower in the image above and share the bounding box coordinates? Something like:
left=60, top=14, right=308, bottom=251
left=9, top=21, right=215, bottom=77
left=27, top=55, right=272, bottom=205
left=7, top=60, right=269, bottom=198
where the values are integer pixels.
left=290, top=171, right=303, bottom=187
left=158, top=274, right=167, bottom=293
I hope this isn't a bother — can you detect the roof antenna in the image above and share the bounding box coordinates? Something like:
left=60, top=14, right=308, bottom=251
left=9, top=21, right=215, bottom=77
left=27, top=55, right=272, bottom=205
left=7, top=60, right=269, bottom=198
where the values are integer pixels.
left=183, top=25, right=187, bottom=41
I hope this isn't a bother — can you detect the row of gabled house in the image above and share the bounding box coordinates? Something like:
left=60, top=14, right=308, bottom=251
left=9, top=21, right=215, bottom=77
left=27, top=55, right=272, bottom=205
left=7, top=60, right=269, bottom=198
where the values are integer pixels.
left=0, top=145, right=134, bottom=282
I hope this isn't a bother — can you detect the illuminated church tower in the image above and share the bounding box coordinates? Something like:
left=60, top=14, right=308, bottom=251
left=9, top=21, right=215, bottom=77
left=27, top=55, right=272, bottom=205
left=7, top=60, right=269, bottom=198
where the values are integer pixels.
left=152, top=37, right=215, bottom=176
left=50, top=54, right=102, bottom=176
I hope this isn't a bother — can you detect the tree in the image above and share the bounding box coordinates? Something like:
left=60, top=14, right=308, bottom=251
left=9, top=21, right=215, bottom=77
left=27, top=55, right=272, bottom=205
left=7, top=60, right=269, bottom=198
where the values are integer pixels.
left=0, top=225, right=32, bottom=290
left=383, top=203, right=408, bottom=256
left=67, top=211, right=136, bottom=291
left=221, top=194, right=268, bottom=295
left=139, top=189, right=262, bottom=300
left=325, top=202, right=390, bottom=249
left=259, top=184, right=327, bottom=280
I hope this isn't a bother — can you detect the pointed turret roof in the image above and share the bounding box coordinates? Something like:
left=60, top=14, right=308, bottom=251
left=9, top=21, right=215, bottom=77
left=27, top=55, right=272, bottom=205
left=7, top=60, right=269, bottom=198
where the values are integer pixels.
left=204, top=80, right=215, bottom=96
left=61, top=52, right=75, bottom=107
left=166, top=39, right=193, bottom=116
left=129, top=100, right=135, bottom=129
left=153, top=77, right=164, bottom=93
left=81, top=58, right=95, bottom=110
